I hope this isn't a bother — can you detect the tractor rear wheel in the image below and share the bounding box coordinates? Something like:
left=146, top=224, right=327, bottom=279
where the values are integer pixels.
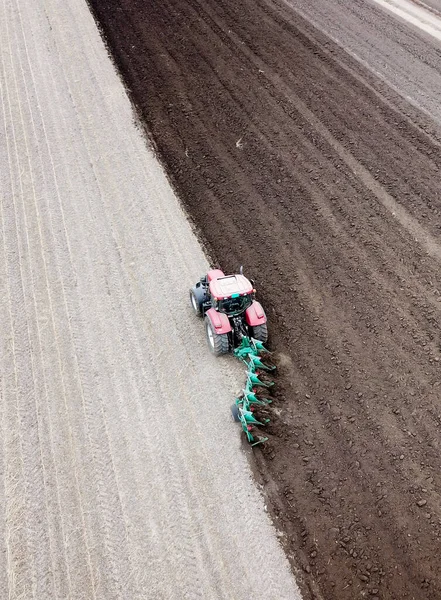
left=205, top=317, right=229, bottom=356
left=251, top=323, right=268, bottom=344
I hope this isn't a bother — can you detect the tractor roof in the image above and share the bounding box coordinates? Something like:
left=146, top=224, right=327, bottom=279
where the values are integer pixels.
left=209, top=274, right=254, bottom=300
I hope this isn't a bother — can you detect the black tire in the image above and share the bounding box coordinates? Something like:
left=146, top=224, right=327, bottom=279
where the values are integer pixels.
left=205, top=316, right=229, bottom=356
left=252, top=323, right=268, bottom=344
left=189, top=286, right=205, bottom=317
left=231, top=403, right=241, bottom=422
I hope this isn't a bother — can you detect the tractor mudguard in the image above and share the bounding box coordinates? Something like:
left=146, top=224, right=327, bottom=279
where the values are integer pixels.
left=245, top=301, right=267, bottom=327
left=206, top=308, right=232, bottom=334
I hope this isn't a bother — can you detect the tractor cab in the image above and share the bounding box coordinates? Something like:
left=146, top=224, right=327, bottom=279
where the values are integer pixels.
left=208, top=275, right=254, bottom=316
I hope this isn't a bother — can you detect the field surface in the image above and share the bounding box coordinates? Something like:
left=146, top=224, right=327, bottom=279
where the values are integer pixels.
left=0, top=0, right=302, bottom=598
left=86, top=0, right=441, bottom=598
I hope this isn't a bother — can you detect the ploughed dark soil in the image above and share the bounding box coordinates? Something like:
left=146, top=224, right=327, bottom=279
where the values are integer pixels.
left=87, top=0, right=441, bottom=597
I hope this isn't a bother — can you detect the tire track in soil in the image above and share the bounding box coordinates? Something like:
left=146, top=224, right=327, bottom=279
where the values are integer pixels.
left=10, top=3, right=101, bottom=597
left=35, top=3, right=211, bottom=593
left=32, top=2, right=138, bottom=596
left=86, top=0, right=441, bottom=598
left=1, top=4, right=101, bottom=597
left=0, top=6, right=58, bottom=596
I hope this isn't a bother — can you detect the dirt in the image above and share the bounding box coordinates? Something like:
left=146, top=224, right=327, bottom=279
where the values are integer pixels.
left=86, top=0, right=441, bottom=597
left=1, top=0, right=303, bottom=597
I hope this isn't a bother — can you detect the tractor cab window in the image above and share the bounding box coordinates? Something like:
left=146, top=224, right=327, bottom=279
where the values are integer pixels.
left=218, top=294, right=252, bottom=315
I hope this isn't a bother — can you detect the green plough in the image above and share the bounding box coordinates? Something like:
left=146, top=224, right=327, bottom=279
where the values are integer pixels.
left=231, top=336, right=276, bottom=446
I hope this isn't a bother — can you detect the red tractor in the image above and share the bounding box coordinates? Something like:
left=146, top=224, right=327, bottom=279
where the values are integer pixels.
left=190, top=267, right=268, bottom=355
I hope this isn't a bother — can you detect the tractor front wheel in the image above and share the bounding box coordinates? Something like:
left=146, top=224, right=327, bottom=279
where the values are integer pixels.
left=205, top=317, right=229, bottom=356
left=190, top=286, right=205, bottom=317
left=251, top=323, right=268, bottom=344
